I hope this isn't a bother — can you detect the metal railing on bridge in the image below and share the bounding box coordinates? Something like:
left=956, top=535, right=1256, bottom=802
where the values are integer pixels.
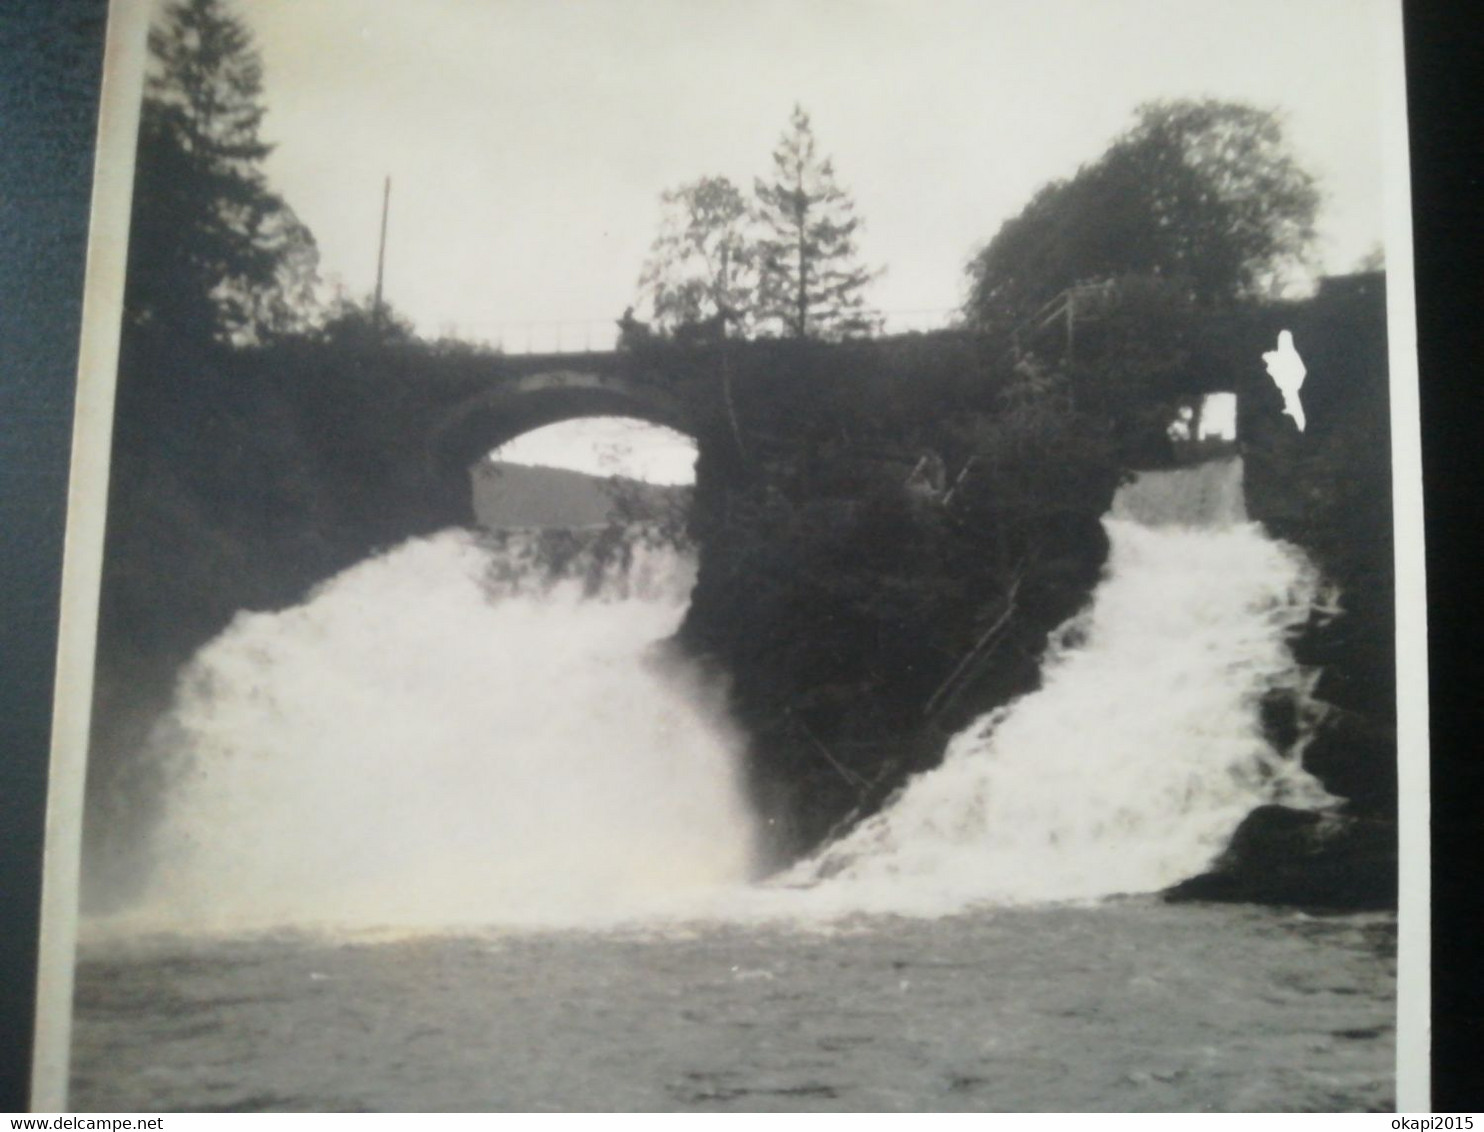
left=444, top=308, right=962, bottom=356
left=1008, top=280, right=1137, bottom=363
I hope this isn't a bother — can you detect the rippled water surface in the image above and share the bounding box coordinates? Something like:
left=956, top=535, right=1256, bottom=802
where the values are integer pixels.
left=71, top=901, right=1394, bottom=1112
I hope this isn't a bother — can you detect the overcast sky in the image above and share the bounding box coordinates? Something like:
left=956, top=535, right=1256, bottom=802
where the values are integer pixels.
left=229, top=0, right=1395, bottom=349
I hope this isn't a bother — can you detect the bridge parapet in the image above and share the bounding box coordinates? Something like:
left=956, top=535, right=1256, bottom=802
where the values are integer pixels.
left=446, top=308, right=961, bottom=356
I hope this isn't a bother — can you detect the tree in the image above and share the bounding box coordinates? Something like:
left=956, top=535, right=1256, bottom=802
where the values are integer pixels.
left=125, top=0, right=318, bottom=346
left=313, top=293, right=418, bottom=349
left=636, top=176, right=757, bottom=337
left=754, top=105, right=880, bottom=339
left=966, top=99, right=1319, bottom=324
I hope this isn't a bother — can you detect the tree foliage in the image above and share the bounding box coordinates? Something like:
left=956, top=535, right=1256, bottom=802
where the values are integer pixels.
left=126, top=0, right=318, bottom=346
left=636, top=176, right=757, bottom=337
left=312, top=293, right=419, bottom=349
left=965, top=99, right=1319, bottom=325
left=635, top=107, right=882, bottom=342
left=754, top=105, right=881, bottom=339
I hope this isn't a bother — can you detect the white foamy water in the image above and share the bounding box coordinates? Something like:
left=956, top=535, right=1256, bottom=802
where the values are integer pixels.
left=108, top=458, right=1333, bottom=935
left=122, top=529, right=761, bottom=932
left=782, top=459, right=1334, bottom=916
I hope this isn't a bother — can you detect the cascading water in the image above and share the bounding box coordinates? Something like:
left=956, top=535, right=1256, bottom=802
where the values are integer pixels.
left=108, top=457, right=1334, bottom=935
left=120, top=526, right=761, bottom=932
left=784, top=457, right=1335, bottom=917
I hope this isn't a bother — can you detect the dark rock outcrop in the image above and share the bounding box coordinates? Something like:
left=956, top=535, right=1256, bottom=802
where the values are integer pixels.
left=1165, top=805, right=1396, bottom=909
left=1300, top=708, right=1400, bottom=818
left=1168, top=274, right=1399, bottom=909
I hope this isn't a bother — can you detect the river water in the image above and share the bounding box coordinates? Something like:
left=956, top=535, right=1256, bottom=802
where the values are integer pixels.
left=68, top=459, right=1396, bottom=1111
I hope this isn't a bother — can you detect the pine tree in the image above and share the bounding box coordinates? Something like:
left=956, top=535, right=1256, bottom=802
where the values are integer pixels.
left=126, top=0, right=317, bottom=346
left=753, top=105, right=880, bottom=339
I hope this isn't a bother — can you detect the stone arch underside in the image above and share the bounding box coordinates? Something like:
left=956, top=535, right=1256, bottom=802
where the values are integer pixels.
left=428, top=371, right=696, bottom=481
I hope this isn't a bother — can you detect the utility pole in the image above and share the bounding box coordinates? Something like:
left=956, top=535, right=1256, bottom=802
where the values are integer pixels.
left=372, top=175, right=391, bottom=329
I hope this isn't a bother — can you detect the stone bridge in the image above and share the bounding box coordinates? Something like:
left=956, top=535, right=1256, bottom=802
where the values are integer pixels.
left=409, top=333, right=985, bottom=527
left=381, top=275, right=1384, bottom=532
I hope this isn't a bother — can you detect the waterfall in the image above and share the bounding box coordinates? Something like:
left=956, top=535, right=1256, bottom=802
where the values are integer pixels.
left=102, top=458, right=1335, bottom=933
left=117, top=526, right=761, bottom=932
left=786, top=458, right=1335, bottom=916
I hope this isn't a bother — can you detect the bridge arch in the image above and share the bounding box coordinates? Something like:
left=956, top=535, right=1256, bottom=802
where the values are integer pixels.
left=430, top=371, right=694, bottom=475
left=426, top=370, right=698, bottom=520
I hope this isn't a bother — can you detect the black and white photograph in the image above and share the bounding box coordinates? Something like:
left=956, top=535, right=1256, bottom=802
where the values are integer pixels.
left=31, top=0, right=1425, bottom=1112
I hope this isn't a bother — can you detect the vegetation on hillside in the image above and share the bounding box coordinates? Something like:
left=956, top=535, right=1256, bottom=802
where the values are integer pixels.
left=679, top=345, right=1122, bottom=853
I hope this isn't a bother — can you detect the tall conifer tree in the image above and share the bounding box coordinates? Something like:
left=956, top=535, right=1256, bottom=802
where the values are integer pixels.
left=753, top=105, right=879, bottom=339
left=126, top=0, right=317, bottom=346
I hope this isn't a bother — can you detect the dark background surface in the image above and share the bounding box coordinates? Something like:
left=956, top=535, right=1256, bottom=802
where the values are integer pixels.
left=0, top=0, right=1477, bottom=1113
left=0, top=0, right=108, bottom=1113
left=1405, top=0, right=1484, bottom=1114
